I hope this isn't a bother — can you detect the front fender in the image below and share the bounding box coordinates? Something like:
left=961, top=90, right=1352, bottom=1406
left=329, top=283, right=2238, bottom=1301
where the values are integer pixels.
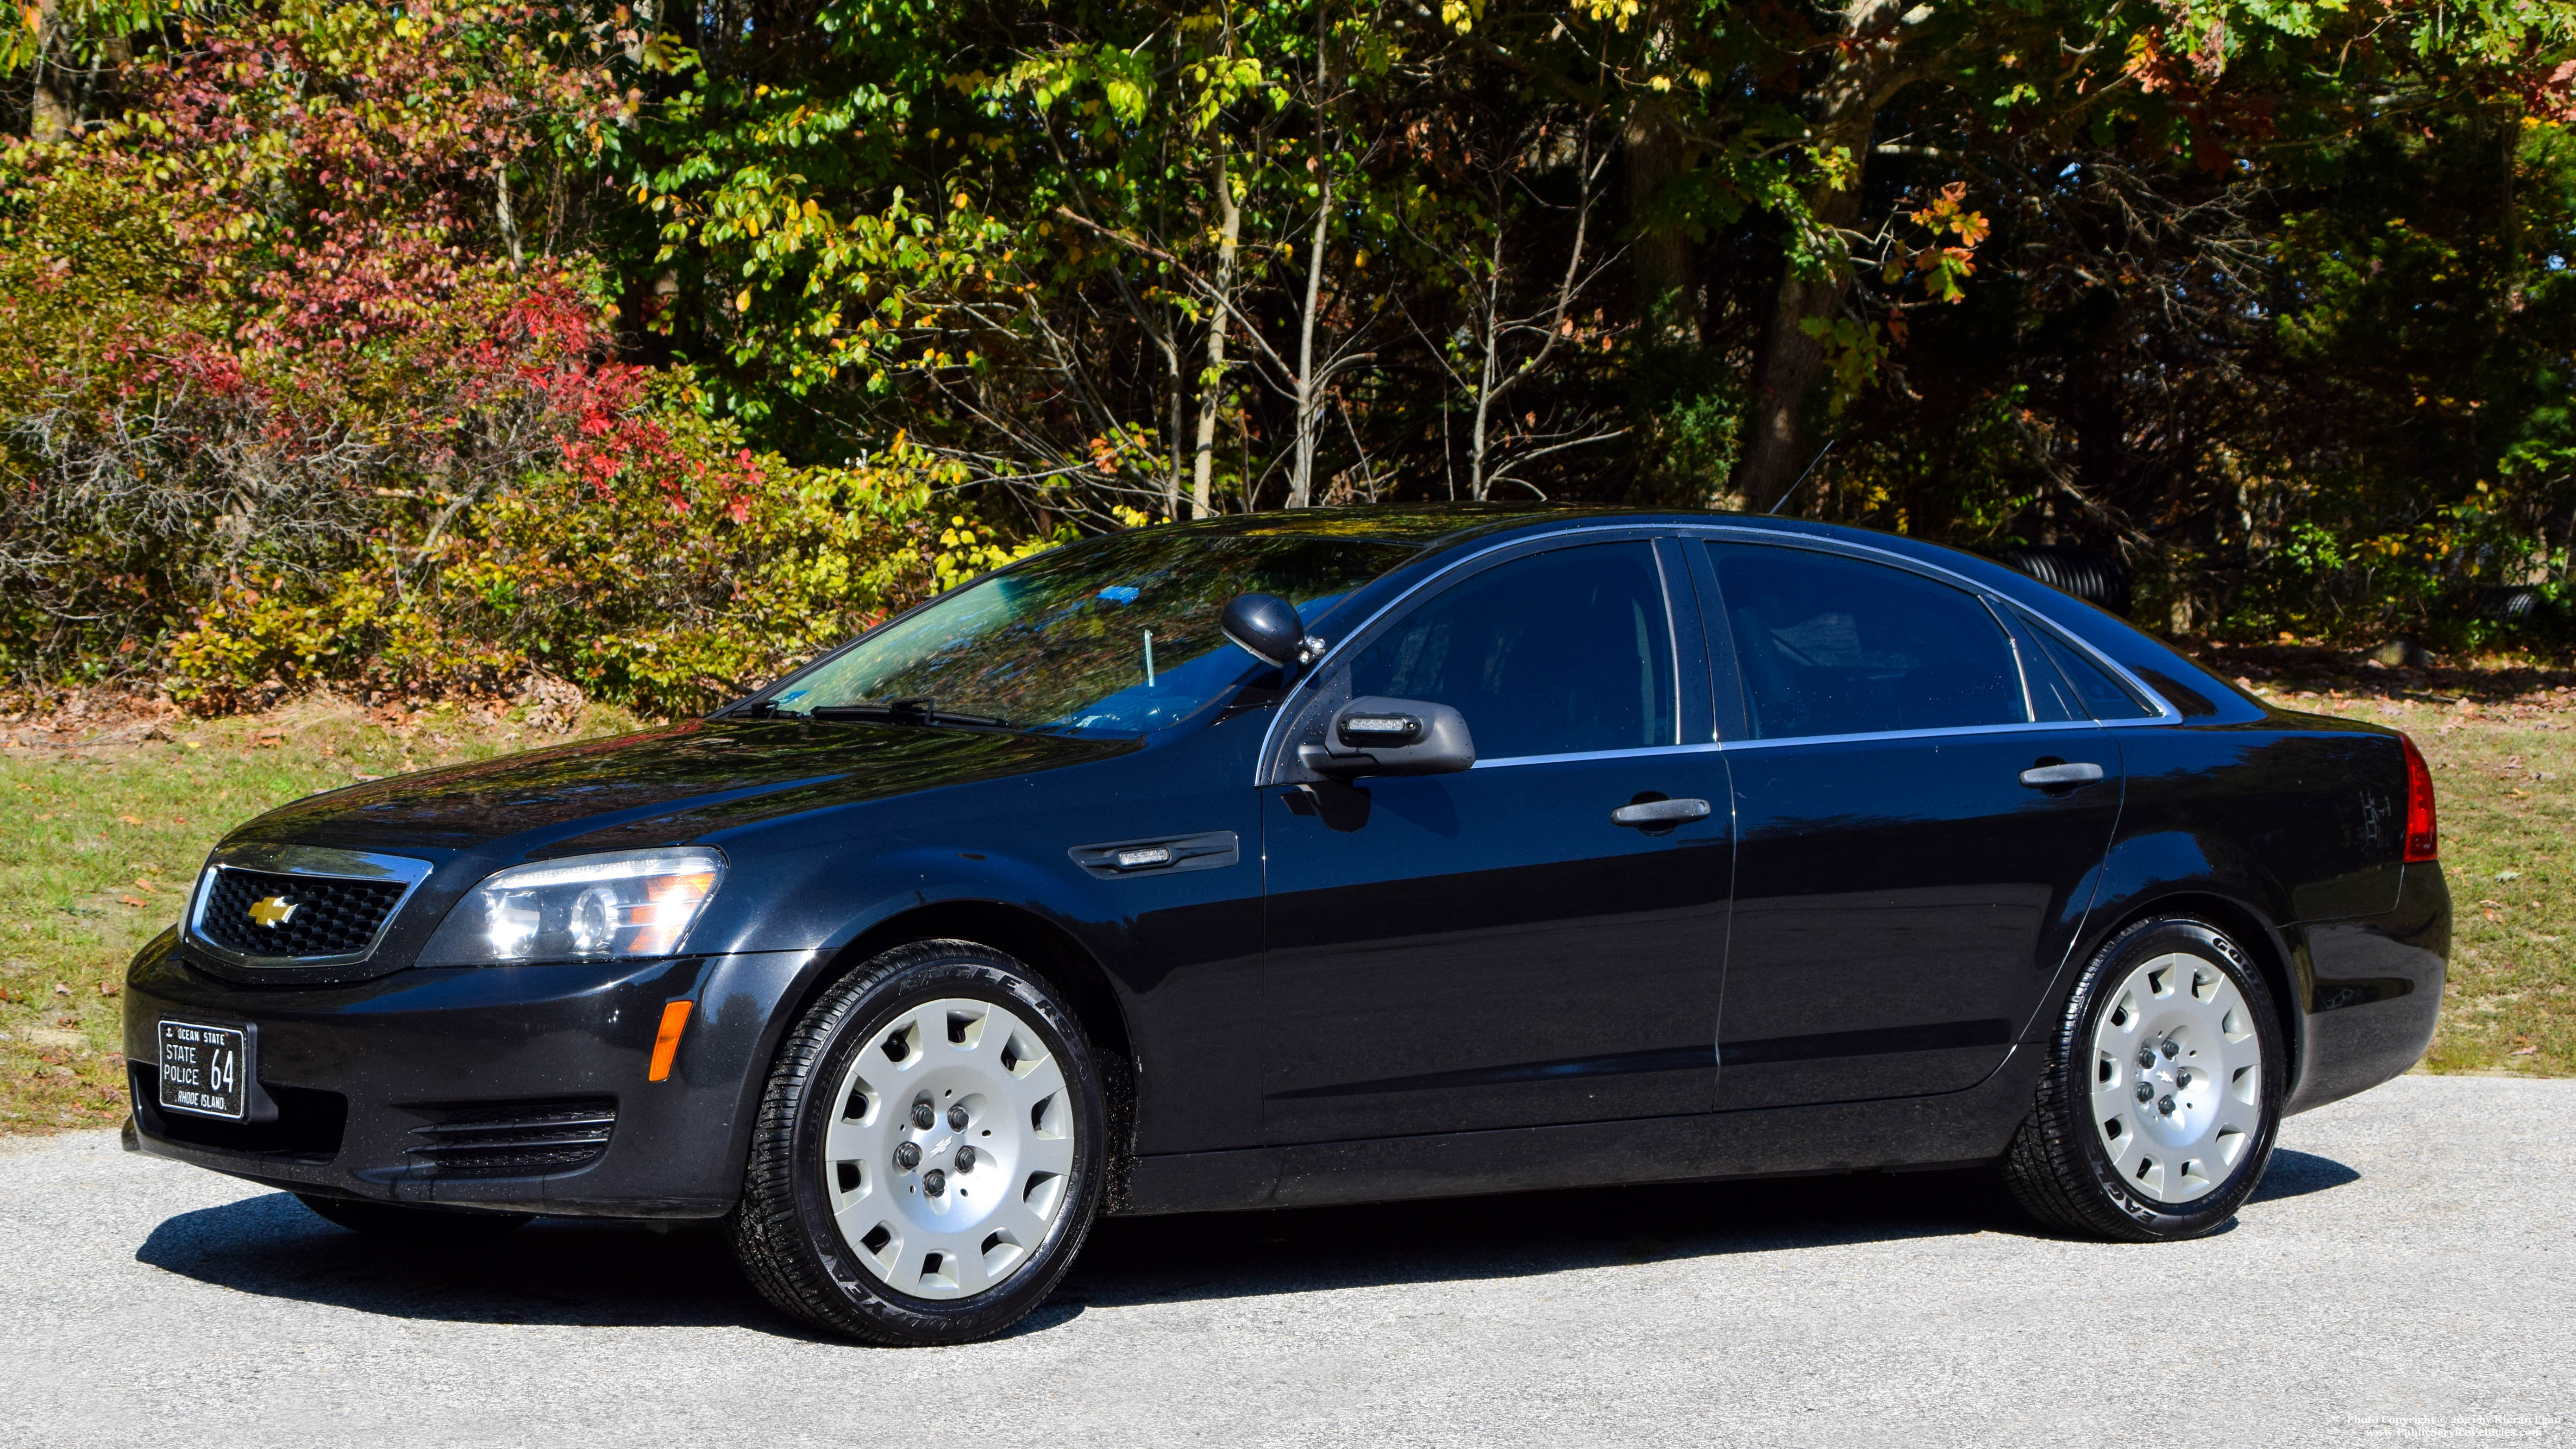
left=816, top=847, right=1107, bottom=953
left=700, top=821, right=1268, bottom=1157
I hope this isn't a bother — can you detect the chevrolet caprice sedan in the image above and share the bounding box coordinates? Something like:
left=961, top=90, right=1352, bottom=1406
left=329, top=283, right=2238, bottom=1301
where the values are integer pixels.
left=125, top=507, right=2450, bottom=1344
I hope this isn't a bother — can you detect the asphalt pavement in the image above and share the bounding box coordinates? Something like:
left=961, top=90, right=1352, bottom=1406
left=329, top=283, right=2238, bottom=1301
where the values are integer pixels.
left=2, top=1073, right=2569, bottom=1447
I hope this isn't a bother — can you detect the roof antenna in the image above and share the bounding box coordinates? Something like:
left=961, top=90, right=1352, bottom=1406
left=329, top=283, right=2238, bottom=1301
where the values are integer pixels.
left=1767, top=437, right=1839, bottom=516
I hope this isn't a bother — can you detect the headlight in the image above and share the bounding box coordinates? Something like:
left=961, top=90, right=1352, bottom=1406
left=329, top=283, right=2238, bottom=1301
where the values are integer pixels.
left=417, top=848, right=726, bottom=966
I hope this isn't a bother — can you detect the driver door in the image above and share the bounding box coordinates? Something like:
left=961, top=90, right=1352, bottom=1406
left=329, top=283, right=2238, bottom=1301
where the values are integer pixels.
left=1258, top=536, right=1735, bottom=1143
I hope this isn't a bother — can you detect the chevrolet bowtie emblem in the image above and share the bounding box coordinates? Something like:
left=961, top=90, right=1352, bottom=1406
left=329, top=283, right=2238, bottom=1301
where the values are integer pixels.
left=247, top=896, right=299, bottom=928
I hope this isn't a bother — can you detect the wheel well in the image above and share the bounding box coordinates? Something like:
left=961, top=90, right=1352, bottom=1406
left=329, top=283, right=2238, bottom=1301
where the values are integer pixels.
left=2087, top=891, right=2302, bottom=1086
left=823, top=902, right=1133, bottom=1061
left=805, top=902, right=1140, bottom=1174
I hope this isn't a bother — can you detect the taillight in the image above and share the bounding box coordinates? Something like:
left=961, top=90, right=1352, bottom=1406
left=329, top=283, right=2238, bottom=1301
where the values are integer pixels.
left=2399, top=733, right=2438, bottom=862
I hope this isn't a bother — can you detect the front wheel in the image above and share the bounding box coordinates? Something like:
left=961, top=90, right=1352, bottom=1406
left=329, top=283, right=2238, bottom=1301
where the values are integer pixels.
left=2002, top=916, right=2286, bottom=1241
left=729, top=939, right=1107, bottom=1345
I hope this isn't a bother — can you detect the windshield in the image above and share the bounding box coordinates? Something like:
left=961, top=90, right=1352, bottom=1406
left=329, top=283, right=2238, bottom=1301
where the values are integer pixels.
left=763, top=529, right=1423, bottom=736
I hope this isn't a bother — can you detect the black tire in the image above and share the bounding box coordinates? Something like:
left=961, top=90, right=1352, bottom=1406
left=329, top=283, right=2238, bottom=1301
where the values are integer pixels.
left=295, top=1193, right=533, bottom=1238
left=728, top=939, right=1108, bottom=1346
left=2001, top=916, right=2287, bottom=1242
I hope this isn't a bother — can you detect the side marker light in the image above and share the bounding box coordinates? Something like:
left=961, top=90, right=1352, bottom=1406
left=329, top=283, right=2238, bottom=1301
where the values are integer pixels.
left=648, top=999, right=694, bottom=1082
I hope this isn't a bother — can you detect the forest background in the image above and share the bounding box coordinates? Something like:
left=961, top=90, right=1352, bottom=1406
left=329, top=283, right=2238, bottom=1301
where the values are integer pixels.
left=3, top=0, right=2575, bottom=719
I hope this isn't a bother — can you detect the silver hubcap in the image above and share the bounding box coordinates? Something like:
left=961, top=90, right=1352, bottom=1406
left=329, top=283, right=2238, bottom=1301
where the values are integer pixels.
left=2091, top=951, right=2262, bottom=1203
left=822, top=997, right=1076, bottom=1299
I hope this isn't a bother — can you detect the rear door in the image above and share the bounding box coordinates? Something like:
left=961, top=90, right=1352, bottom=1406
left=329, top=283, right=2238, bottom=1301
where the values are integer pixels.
left=1696, top=539, right=2123, bottom=1111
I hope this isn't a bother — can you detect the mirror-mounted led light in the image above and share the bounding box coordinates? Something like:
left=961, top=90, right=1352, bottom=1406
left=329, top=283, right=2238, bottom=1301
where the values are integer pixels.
left=419, top=847, right=727, bottom=966
left=1339, top=713, right=1422, bottom=746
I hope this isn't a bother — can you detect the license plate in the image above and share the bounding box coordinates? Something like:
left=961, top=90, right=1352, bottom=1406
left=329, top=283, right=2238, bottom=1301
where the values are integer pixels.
left=158, top=1020, right=248, bottom=1120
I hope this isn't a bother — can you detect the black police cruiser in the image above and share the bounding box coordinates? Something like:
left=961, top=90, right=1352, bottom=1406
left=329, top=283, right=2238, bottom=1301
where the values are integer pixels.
left=125, top=506, right=2450, bottom=1344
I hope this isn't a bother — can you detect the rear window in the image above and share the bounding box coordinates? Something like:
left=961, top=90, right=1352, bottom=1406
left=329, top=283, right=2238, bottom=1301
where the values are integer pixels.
left=1708, top=543, right=2030, bottom=739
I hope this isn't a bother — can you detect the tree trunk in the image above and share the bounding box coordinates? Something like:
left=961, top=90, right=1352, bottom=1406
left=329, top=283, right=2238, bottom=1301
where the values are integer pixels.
left=1166, top=350, right=1186, bottom=521
left=1735, top=185, right=1865, bottom=514
left=1467, top=227, right=1506, bottom=500
left=29, top=0, right=73, bottom=142
left=494, top=165, right=525, bottom=269
left=1733, top=0, right=1916, bottom=514
left=1286, top=165, right=1333, bottom=508
left=1287, top=9, right=1335, bottom=509
left=1623, top=98, right=1698, bottom=349
left=1190, top=154, right=1243, bottom=520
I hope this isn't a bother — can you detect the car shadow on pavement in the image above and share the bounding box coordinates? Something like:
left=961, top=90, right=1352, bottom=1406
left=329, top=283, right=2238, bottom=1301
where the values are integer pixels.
left=2249, top=1147, right=2361, bottom=1202
left=1060, top=1151, right=2347, bottom=1311
left=135, top=1190, right=788, bottom=1334
left=135, top=1149, right=2361, bottom=1336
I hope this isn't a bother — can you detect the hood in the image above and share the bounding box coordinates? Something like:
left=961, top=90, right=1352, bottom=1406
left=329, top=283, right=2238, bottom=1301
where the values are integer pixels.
left=228, top=719, right=1140, bottom=859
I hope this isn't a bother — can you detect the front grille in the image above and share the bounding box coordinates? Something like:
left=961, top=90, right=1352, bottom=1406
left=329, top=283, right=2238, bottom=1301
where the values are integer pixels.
left=406, top=1098, right=617, bottom=1178
left=198, top=868, right=408, bottom=958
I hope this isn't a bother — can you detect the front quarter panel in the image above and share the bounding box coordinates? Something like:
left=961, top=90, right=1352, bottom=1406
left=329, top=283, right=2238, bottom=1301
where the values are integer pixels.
left=684, top=711, right=1276, bottom=1157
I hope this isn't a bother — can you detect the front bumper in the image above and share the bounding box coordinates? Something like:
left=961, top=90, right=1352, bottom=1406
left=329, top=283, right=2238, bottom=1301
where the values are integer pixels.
left=121, top=929, right=815, bottom=1217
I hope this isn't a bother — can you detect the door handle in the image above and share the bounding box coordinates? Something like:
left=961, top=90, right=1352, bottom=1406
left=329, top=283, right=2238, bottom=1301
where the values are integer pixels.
left=1611, top=797, right=1712, bottom=828
left=2019, top=762, right=2106, bottom=789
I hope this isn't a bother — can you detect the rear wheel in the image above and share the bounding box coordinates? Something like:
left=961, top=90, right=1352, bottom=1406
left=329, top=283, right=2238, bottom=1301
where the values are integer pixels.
left=295, top=1194, right=532, bottom=1239
left=729, top=939, right=1106, bottom=1345
left=2002, top=916, right=2285, bottom=1241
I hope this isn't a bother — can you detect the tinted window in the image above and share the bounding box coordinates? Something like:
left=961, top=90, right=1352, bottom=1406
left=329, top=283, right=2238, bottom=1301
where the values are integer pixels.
left=1349, top=541, right=1676, bottom=759
left=2026, top=624, right=2156, bottom=720
left=1708, top=543, right=2027, bottom=739
left=2022, top=634, right=2087, bottom=723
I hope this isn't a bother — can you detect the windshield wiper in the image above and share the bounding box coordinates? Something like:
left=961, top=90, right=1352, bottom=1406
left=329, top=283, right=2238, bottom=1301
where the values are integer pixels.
left=806, top=696, right=1014, bottom=728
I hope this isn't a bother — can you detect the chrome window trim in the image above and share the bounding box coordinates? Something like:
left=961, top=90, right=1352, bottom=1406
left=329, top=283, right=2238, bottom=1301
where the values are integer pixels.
left=1710, top=717, right=2111, bottom=753
left=1470, top=742, right=1725, bottom=771
left=1651, top=541, right=1684, bottom=747
left=1673, top=525, right=2186, bottom=728
left=186, top=843, right=435, bottom=970
left=1988, top=596, right=2044, bottom=724
left=1254, top=524, right=1680, bottom=786
left=1465, top=715, right=2113, bottom=772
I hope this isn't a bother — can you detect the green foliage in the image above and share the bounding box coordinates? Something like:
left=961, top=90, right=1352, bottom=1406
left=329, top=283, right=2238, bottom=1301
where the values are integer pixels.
left=0, top=1, right=971, bottom=715
left=166, top=394, right=987, bottom=717
left=6, top=0, right=2576, bottom=713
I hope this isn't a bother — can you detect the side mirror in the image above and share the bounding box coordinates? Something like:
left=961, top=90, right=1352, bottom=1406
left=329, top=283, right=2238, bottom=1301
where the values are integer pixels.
left=1298, top=696, right=1475, bottom=779
left=1221, top=593, right=1309, bottom=669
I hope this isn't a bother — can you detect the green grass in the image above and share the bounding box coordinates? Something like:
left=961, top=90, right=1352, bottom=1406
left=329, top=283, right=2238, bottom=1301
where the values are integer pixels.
left=2293, top=699, right=2576, bottom=1075
left=2207, top=641, right=2576, bottom=1077
left=0, top=697, right=639, bottom=1132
